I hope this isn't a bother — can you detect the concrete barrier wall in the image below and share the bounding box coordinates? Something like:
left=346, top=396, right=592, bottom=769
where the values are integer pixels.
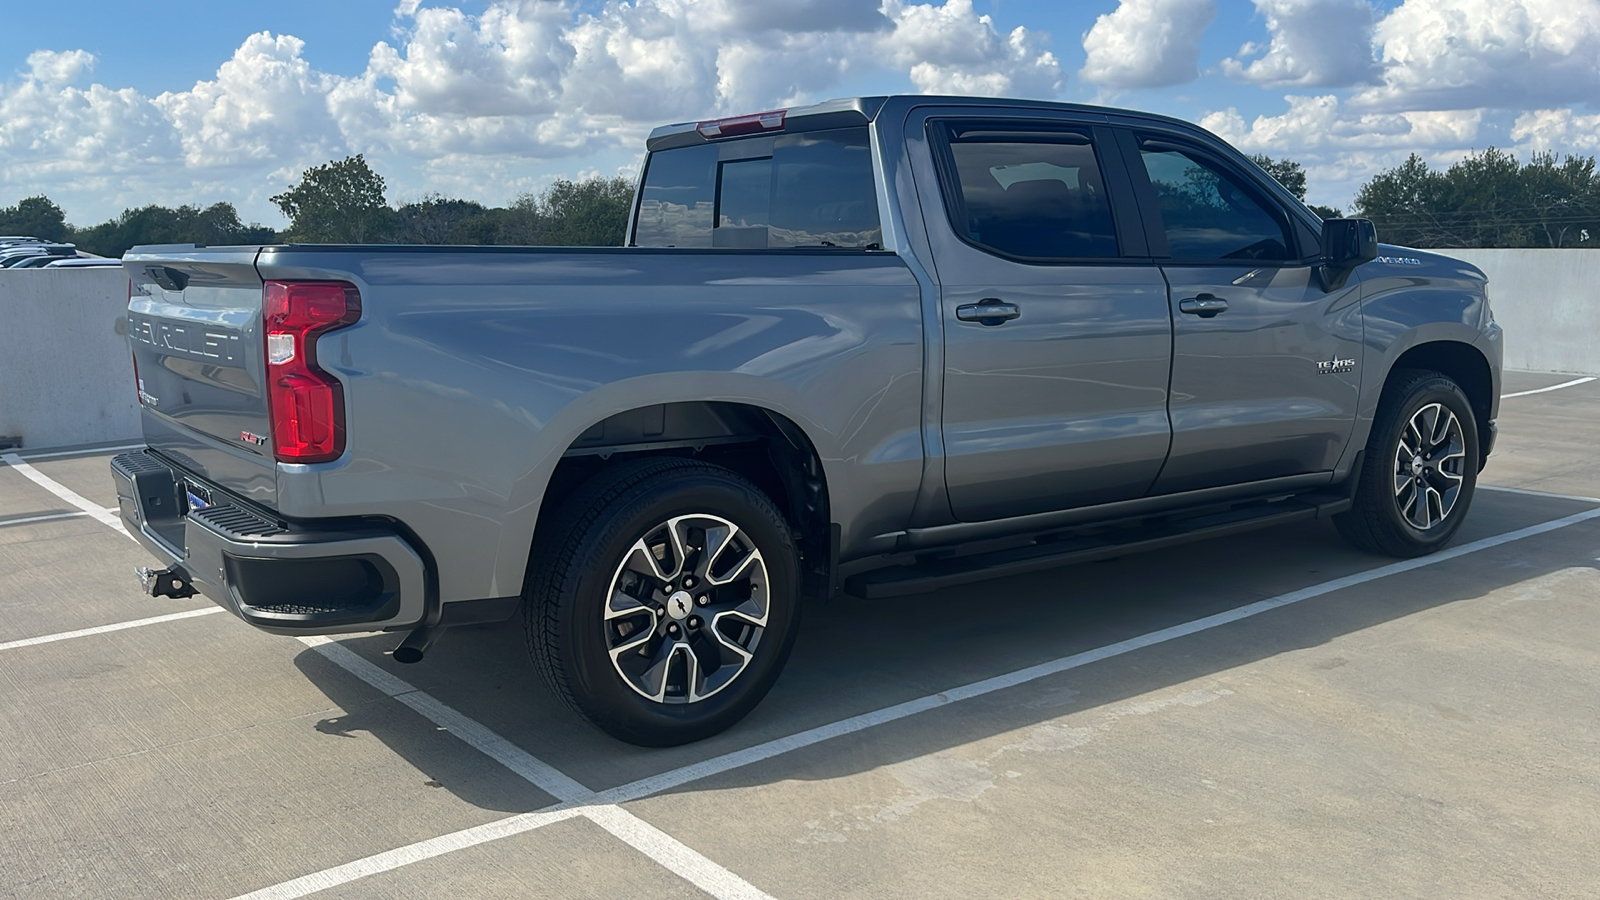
left=1430, top=249, right=1600, bottom=376
left=0, top=251, right=1595, bottom=452
left=0, top=268, right=140, bottom=450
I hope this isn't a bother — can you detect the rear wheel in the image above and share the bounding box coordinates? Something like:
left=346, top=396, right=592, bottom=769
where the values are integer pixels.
left=524, top=457, right=800, bottom=746
left=1335, top=369, right=1479, bottom=557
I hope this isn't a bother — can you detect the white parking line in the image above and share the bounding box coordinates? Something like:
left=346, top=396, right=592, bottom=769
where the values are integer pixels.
left=1481, top=484, right=1600, bottom=504
left=286, top=635, right=776, bottom=900
left=242, top=501, right=1600, bottom=898
left=1502, top=376, right=1596, bottom=398
left=0, top=452, right=130, bottom=539
left=0, top=608, right=224, bottom=652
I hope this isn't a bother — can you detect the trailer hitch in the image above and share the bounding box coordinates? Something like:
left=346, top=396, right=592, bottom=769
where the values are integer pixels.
left=137, top=564, right=198, bottom=599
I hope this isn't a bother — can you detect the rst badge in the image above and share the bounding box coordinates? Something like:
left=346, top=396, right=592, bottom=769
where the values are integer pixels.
left=239, top=431, right=268, bottom=446
left=1316, top=356, right=1357, bottom=375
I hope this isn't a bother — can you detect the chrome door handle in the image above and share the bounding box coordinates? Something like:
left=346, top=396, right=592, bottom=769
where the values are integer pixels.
left=1179, top=294, right=1229, bottom=318
left=955, top=300, right=1021, bottom=325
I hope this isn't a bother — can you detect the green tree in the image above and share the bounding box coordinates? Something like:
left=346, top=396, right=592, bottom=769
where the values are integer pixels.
left=1355, top=149, right=1600, bottom=248
left=271, top=154, right=394, bottom=243
left=528, top=176, right=636, bottom=246
left=72, top=202, right=278, bottom=258
left=0, top=195, right=70, bottom=241
left=1250, top=154, right=1308, bottom=201
left=393, top=193, right=502, bottom=244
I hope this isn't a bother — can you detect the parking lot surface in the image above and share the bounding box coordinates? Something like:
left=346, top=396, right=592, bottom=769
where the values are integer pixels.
left=3, top=370, right=1598, bottom=899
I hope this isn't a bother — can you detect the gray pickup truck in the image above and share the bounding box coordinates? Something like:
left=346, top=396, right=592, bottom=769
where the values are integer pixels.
left=114, top=95, right=1501, bottom=745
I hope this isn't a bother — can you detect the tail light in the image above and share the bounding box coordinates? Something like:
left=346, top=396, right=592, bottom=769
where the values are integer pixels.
left=263, top=280, right=361, bottom=464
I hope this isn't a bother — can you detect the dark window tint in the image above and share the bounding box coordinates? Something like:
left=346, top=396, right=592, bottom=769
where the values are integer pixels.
left=1139, top=147, right=1291, bottom=260
left=634, top=143, right=718, bottom=248
left=945, top=135, right=1119, bottom=260
left=633, top=127, right=882, bottom=249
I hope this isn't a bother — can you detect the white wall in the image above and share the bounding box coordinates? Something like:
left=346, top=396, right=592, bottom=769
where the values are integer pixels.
left=0, top=268, right=140, bottom=450
left=1430, top=249, right=1600, bottom=375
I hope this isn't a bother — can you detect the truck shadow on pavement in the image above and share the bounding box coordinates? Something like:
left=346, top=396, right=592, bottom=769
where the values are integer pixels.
left=291, top=490, right=1600, bottom=814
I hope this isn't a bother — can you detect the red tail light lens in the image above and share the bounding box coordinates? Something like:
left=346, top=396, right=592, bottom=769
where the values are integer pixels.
left=696, top=109, right=785, bottom=138
left=263, top=280, right=361, bottom=463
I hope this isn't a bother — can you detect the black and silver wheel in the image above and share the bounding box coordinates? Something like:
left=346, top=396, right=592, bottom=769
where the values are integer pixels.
left=1335, top=369, right=1480, bottom=557
left=525, top=457, right=800, bottom=746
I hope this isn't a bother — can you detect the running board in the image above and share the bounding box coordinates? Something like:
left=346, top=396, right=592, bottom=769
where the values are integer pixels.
left=844, top=495, right=1352, bottom=600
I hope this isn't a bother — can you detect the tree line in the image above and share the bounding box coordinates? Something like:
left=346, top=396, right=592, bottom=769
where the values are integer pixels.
left=0, top=154, right=633, bottom=258
left=5, top=148, right=1596, bottom=257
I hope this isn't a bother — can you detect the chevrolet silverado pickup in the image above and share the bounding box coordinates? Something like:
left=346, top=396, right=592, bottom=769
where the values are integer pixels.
left=115, top=95, right=1502, bottom=745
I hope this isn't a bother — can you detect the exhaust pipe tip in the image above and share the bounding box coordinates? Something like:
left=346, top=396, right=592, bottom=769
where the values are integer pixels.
left=392, top=624, right=440, bottom=664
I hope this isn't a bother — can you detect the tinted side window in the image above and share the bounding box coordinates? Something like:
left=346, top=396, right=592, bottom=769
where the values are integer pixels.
left=943, top=133, right=1120, bottom=260
left=1139, top=146, right=1291, bottom=261
left=633, top=127, right=882, bottom=249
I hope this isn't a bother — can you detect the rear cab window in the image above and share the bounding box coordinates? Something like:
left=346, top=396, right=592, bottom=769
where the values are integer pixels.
left=632, top=127, right=882, bottom=249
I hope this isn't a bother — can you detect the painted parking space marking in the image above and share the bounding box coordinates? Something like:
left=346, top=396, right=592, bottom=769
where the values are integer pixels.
left=0, top=607, right=223, bottom=653
left=0, top=452, right=130, bottom=539
left=285, top=636, right=777, bottom=900
left=1502, top=376, right=1595, bottom=398
left=241, top=501, right=1600, bottom=899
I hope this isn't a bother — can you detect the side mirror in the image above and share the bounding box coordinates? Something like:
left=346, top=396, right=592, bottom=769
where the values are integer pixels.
left=1319, top=218, right=1377, bottom=291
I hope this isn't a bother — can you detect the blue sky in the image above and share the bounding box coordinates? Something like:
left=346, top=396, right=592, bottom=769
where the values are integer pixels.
left=3, top=0, right=1596, bottom=226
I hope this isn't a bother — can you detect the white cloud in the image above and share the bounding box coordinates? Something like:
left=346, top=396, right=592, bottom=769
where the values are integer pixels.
left=1079, top=0, right=1216, bottom=89
left=153, top=33, right=342, bottom=170
left=1201, top=94, right=1482, bottom=153
left=881, top=0, right=1060, bottom=96
left=25, top=49, right=95, bottom=85
left=1221, top=0, right=1379, bottom=87
left=1512, top=108, right=1600, bottom=153
left=1360, top=0, right=1600, bottom=110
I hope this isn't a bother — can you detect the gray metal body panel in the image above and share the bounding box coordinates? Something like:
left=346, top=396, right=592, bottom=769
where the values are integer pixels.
left=119, top=95, right=1501, bottom=627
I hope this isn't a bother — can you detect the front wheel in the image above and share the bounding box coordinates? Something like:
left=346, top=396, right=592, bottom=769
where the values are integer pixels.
left=525, top=458, right=800, bottom=746
left=1334, top=369, right=1480, bottom=557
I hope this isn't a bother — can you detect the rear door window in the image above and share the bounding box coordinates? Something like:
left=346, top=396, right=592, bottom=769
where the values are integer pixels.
left=935, top=126, right=1122, bottom=261
left=633, top=127, right=882, bottom=249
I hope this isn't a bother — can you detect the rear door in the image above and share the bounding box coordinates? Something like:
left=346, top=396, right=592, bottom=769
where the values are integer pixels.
left=1122, top=133, right=1363, bottom=494
left=125, top=247, right=278, bottom=507
left=914, top=112, right=1174, bottom=521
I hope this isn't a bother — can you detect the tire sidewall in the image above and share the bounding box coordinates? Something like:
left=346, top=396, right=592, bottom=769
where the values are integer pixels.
left=1371, top=377, right=1480, bottom=551
left=558, top=472, right=800, bottom=744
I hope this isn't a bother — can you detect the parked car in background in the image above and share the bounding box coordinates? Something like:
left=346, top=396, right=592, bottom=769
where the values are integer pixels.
left=10, top=254, right=79, bottom=268
left=0, top=244, right=75, bottom=267
left=42, top=257, right=118, bottom=268
left=115, top=95, right=1501, bottom=746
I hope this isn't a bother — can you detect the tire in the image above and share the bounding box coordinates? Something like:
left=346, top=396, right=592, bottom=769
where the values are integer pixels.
left=524, top=457, right=801, bottom=746
left=1334, top=369, right=1480, bottom=557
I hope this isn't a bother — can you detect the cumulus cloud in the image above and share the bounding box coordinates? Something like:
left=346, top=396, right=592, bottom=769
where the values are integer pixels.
left=881, top=0, right=1060, bottom=96
left=25, top=49, right=95, bottom=85
left=1079, top=0, right=1217, bottom=89
left=2, top=0, right=1066, bottom=223
left=1201, top=94, right=1482, bottom=153
left=1360, top=0, right=1600, bottom=110
left=1221, top=0, right=1379, bottom=87
left=1512, top=108, right=1600, bottom=153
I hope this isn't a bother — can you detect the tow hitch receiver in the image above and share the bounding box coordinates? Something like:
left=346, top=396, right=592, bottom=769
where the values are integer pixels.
left=137, top=564, right=198, bottom=599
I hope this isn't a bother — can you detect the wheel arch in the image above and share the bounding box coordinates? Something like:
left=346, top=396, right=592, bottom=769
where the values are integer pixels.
left=1387, top=339, right=1495, bottom=449
left=515, top=397, right=836, bottom=602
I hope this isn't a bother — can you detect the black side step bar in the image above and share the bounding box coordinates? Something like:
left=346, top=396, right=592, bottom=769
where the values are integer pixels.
left=844, top=494, right=1352, bottom=600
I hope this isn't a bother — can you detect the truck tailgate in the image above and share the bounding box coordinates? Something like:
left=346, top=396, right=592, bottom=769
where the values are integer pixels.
left=124, top=247, right=278, bottom=507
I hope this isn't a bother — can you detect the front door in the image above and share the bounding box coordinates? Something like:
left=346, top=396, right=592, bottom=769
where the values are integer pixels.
left=1129, top=136, right=1363, bottom=495
left=916, top=116, right=1174, bottom=521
